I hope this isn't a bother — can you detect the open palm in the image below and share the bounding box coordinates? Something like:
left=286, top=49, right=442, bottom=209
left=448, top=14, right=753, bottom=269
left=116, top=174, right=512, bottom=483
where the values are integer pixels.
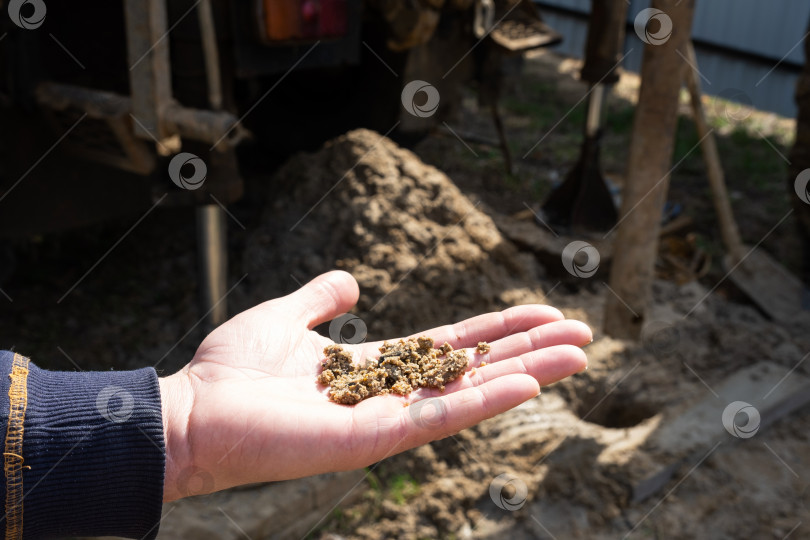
left=159, top=271, right=592, bottom=502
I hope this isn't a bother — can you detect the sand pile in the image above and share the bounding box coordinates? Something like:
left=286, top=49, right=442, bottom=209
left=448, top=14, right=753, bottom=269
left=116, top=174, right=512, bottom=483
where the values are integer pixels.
left=244, top=128, right=546, bottom=338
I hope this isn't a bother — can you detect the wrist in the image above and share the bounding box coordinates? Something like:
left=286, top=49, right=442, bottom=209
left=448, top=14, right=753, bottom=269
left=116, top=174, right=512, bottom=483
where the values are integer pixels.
left=158, top=371, right=195, bottom=502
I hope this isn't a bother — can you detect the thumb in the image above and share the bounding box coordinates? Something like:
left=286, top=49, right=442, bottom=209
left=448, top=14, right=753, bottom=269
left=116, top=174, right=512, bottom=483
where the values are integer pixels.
left=285, top=270, right=360, bottom=329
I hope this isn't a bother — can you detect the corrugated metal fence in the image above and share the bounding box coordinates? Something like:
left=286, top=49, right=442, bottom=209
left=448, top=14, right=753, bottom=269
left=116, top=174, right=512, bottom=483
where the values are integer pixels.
left=540, top=0, right=809, bottom=65
left=536, top=0, right=809, bottom=116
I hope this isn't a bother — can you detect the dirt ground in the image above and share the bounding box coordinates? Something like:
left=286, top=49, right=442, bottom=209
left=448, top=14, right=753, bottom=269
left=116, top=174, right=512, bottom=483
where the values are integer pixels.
left=2, top=50, right=809, bottom=539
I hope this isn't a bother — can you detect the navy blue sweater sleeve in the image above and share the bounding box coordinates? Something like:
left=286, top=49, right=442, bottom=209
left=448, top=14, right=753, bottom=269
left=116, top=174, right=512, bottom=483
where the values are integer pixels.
left=0, top=351, right=165, bottom=540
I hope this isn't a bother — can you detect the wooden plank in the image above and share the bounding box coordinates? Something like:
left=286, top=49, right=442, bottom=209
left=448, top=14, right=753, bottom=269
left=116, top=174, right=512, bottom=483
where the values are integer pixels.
left=631, top=361, right=810, bottom=502
left=724, top=249, right=806, bottom=323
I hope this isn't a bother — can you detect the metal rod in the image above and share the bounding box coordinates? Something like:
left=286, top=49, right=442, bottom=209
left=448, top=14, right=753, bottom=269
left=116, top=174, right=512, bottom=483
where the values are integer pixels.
left=196, top=0, right=232, bottom=328
left=196, top=204, right=228, bottom=326
left=197, top=0, right=223, bottom=111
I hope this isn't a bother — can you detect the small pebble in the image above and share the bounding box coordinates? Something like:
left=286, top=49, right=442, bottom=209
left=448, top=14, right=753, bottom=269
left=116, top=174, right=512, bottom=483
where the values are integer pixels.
left=476, top=342, right=491, bottom=354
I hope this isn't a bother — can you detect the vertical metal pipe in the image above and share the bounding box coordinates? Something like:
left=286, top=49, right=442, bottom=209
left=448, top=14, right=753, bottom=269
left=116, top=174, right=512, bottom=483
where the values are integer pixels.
left=197, top=0, right=228, bottom=327
left=197, top=0, right=223, bottom=111
left=196, top=204, right=228, bottom=326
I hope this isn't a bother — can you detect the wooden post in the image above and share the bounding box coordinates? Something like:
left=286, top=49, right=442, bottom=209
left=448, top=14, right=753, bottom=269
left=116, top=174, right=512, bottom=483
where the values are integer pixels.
left=603, top=0, right=696, bottom=339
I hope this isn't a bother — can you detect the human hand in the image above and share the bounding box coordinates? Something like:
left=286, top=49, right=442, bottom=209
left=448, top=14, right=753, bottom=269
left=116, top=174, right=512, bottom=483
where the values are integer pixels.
left=158, top=271, right=592, bottom=502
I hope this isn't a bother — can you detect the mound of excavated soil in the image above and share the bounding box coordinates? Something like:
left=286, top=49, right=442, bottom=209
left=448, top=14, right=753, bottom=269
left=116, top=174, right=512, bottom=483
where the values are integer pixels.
left=243, top=128, right=546, bottom=339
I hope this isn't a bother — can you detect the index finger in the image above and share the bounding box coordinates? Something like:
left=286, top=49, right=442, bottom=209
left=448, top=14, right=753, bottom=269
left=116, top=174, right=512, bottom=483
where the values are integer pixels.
left=349, top=305, right=565, bottom=362
left=411, top=304, right=566, bottom=349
